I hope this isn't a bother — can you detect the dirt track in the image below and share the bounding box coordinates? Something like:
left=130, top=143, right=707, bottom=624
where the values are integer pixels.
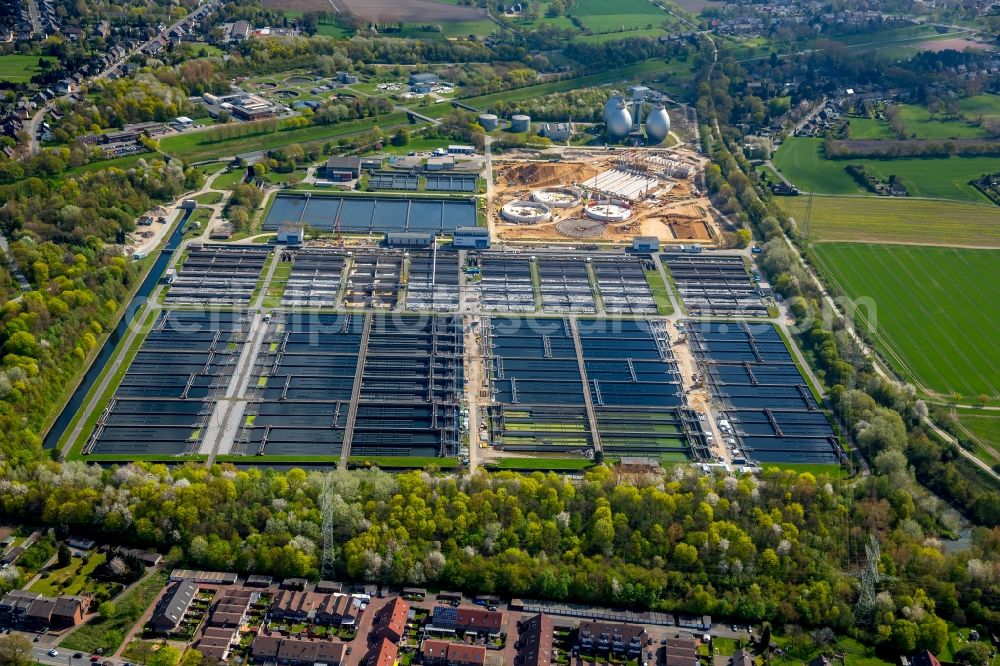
left=263, top=0, right=486, bottom=21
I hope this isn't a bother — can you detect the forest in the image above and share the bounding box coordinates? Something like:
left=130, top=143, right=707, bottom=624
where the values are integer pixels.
left=0, top=462, right=996, bottom=658
left=0, top=157, right=203, bottom=462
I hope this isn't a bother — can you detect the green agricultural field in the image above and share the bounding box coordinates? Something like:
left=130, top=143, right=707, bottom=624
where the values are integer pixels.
left=811, top=243, right=1000, bottom=401
left=772, top=138, right=866, bottom=195
left=0, top=54, right=55, bottom=83
left=773, top=137, right=997, bottom=202
left=779, top=196, right=1000, bottom=247
left=160, top=113, right=409, bottom=162
left=461, top=59, right=683, bottom=110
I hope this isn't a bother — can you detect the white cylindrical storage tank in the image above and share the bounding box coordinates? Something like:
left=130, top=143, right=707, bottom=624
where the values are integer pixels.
left=501, top=200, right=551, bottom=224
left=645, top=103, right=671, bottom=143
left=510, top=114, right=531, bottom=133
left=479, top=113, right=498, bottom=131
left=604, top=96, right=632, bottom=139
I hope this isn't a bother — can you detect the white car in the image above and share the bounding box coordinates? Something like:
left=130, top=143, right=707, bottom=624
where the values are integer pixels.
left=48, top=649, right=59, bottom=657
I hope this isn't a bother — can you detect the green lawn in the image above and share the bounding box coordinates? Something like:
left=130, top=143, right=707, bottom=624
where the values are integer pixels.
left=576, top=27, right=669, bottom=43
left=778, top=196, right=1000, bottom=247
left=61, top=571, right=169, bottom=654
left=773, top=137, right=997, bottom=202
left=348, top=456, right=459, bottom=469
left=770, top=635, right=895, bottom=666
left=895, top=104, right=988, bottom=140
left=30, top=553, right=115, bottom=597
left=489, top=457, right=594, bottom=470
left=0, top=54, right=56, bottom=83
left=211, top=169, right=247, bottom=189
left=846, top=117, right=896, bottom=140
left=956, top=93, right=1000, bottom=120
left=644, top=269, right=674, bottom=315
left=194, top=191, right=223, bottom=205
left=811, top=243, right=1000, bottom=401
left=60, top=154, right=149, bottom=179
left=570, top=0, right=669, bottom=31
left=160, top=113, right=410, bottom=162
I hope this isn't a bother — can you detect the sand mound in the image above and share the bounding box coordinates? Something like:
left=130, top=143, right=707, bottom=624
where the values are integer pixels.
left=501, top=162, right=600, bottom=188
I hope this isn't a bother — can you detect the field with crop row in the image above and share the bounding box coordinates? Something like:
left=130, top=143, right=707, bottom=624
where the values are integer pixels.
left=811, top=243, right=1000, bottom=400
left=779, top=195, right=1000, bottom=247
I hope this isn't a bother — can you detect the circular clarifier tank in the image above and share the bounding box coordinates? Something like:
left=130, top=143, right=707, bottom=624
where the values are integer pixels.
left=584, top=200, right=631, bottom=222
left=500, top=200, right=552, bottom=224
left=532, top=187, right=581, bottom=208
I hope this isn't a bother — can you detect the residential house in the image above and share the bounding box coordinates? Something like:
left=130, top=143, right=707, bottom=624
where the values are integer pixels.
left=365, top=638, right=398, bottom=666
left=314, top=593, right=360, bottom=627
left=150, top=580, right=197, bottom=634
left=197, top=626, right=238, bottom=662
left=577, top=621, right=647, bottom=659
left=251, top=635, right=347, bottom=666
left=371, top=597, right=410, bottom=644
left=909, top=651, right=942, bottom=666
left=207, top=587, right=255, bottom=628
left=51, top=597, right=87, bottom=627
left=664, top=635, right=698, bottom=666
left=432, top=606, right=503, bottom=636
left=269, top=589, right=314, bottom=623
left=516, top=613, right=554, bottom=666
left=421, top=639, right=487, bottom=666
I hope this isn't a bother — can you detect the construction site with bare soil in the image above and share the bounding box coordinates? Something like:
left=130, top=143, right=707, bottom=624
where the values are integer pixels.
left=490, top=148, right=720, bottom=246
